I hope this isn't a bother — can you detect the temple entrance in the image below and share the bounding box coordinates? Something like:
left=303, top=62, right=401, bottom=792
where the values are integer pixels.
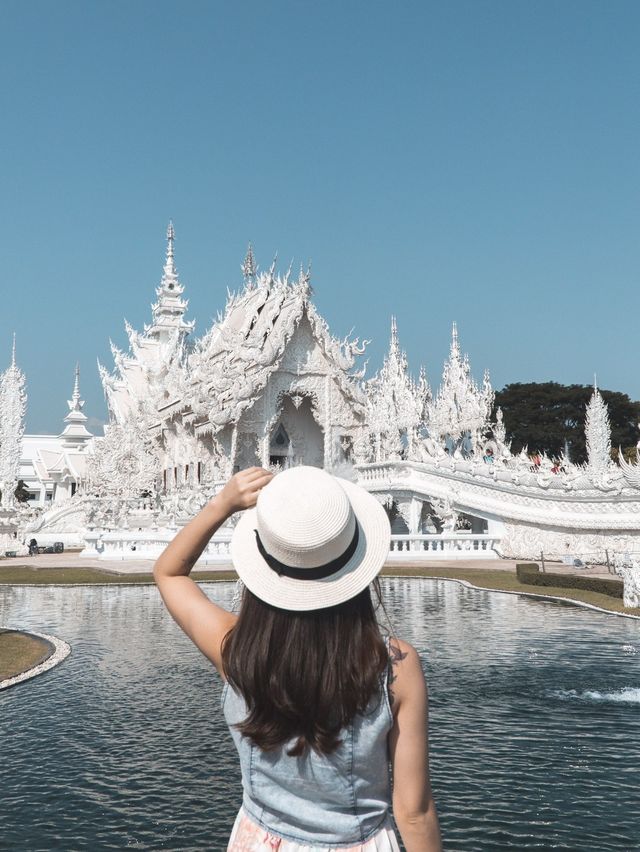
left=269, top=423, right=292, bottom=467
left=269, top=394, right=324, bottom=468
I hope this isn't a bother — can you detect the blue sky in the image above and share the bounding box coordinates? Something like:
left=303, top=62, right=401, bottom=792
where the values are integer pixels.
left=1, top=1, right=639, bottom=433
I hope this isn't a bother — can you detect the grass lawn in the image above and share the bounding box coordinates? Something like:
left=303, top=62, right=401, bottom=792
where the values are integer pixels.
left=0, top=563, right=637, bottom=617
left=0, top=564, right=237, bottom=585
left=0, top=629, right=53, bottom=680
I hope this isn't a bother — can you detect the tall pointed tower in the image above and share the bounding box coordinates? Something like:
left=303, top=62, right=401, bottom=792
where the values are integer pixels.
left=59, top=365, right=93, bottom=450
left=147, top=221, right=195, bottom=343
left=0, top=335, right=27, bottom=507
left=99, top=222, right=194, bottom=425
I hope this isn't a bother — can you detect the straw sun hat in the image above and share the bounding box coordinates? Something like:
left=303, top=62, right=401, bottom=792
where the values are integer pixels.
left=231, top=466, right=391, bottom=611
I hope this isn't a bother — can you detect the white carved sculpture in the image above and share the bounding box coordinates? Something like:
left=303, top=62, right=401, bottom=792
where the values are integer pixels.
left=619, top=450, right=640, bottom=489
left=430, top=497, right=458, bottom=533
left=584, top=382, right=614, bottom=486
left=0, top=336, right=27, bottom=507
left=612, top=555, right=640, bottom=608
left=85, top=417, right=160, bottom=499
left=491, top=407, right=511, bottom=458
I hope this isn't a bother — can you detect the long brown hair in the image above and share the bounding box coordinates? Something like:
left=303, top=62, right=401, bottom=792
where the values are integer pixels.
left=221, top=581, right=388, bottom=756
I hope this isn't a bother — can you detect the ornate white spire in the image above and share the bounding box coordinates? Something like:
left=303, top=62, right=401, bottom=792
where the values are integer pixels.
left=585, top=382, right=612, bottom=475
left=148, top=221, right=195, bottom=341
left=69, top=362, right=82, bottom=412
left=0, top=336, right=27, bottom=507
left=366, top=317, right=429, bottom=461
left=163, top=220, right=178, bottom=288
left=426, top=322, right=493, bottom=454
left=60, top=364, right=93, bottom=449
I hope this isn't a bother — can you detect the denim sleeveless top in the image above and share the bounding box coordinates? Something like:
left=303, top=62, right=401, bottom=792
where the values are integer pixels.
left=221, top=662, right=393, bottom=845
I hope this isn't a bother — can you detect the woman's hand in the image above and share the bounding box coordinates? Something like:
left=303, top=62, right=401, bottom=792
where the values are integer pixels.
left=216, top=467, right=274, bottom=517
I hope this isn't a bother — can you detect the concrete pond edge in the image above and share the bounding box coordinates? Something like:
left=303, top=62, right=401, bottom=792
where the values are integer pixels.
left=0, top=629, right=71, bottom=691
left=407, top=576, right=640, bottom=621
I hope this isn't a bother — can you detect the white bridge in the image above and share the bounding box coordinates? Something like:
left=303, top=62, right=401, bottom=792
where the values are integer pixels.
left=24, top=448, right=640, bottom=567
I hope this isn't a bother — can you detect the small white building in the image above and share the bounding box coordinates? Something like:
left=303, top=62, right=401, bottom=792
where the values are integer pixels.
left=19, top=367, right=94, bottom=506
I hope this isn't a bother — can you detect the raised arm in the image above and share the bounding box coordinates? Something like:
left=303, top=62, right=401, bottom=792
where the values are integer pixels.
left=388, top=638, right=442, bottom=852
left=153, top=467, right=273, bottom=674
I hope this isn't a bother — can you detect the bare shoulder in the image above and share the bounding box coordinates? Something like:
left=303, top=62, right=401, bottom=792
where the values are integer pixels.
left=388, top=637, right=427, bottom=710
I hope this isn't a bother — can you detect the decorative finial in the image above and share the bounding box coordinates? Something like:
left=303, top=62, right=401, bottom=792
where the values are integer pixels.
left=11, top=332, right=16, bottom=368
left=594, top=373, right=598, bottom=392
left=297, top=262, right=312, bottom=297
left=242, top=242, right=257, bottom=283
left=390, top=316, right=399, bottom=354
left=67, top=363, right=85, bottom=413
left=160, top=220, right=178, bottom=290
left=73, top=362, right=81, bottom=402
left=451, top=321, right=460, bottom=357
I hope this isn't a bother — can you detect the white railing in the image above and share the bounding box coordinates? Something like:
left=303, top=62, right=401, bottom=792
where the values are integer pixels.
left=85, top=530, right=499, bottom=564
left=388, top=533, right=500, bottom=560
left=83, top=530, right=233, bottom=564
left=357, top=464, right=398, bottom=483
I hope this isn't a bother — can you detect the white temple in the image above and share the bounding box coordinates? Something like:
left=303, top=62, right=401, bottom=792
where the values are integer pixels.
left=3, top=223, right=640, bottom=567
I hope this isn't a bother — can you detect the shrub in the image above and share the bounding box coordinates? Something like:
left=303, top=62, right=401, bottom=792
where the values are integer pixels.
left=516, top=563, right=539, bottom=582
left=516, top=563, right=623, bottom=599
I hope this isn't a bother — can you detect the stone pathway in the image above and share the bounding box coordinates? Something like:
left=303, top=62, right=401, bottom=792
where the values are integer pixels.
left=3, top=552, right=224, bottom=575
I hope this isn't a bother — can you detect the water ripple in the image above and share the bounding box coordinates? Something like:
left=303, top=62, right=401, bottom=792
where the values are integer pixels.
left=549, top=687, right=640, bottom=704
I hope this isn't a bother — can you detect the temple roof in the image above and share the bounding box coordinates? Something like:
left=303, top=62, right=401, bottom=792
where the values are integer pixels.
left=22, top=437, right=90, bottom=482
left=187, top=263, right=367, bottom=431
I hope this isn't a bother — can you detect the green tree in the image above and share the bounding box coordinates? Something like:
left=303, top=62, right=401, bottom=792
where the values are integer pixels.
left=494, top=382, right=640, bottom=464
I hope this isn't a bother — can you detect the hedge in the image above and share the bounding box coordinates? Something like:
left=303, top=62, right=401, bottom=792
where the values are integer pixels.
left=516, top=563, right=623, bottom=599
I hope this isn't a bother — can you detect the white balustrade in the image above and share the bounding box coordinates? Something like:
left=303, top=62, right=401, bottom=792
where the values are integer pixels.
left=87, top=529, right=498, bottom=563
left=85, top=530, right=233, bottom=564
left=388, top=533, right=500, bottom=560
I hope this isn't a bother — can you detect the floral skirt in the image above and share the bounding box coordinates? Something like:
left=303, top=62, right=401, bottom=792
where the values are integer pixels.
left=227, top=807, right=401, bottom=852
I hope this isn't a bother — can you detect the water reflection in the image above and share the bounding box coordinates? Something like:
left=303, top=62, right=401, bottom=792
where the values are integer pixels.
left=1, top=579, right=638, bottom=851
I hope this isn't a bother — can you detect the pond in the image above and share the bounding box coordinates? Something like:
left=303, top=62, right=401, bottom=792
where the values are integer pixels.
left=1, top=579, right=639, bottom=851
